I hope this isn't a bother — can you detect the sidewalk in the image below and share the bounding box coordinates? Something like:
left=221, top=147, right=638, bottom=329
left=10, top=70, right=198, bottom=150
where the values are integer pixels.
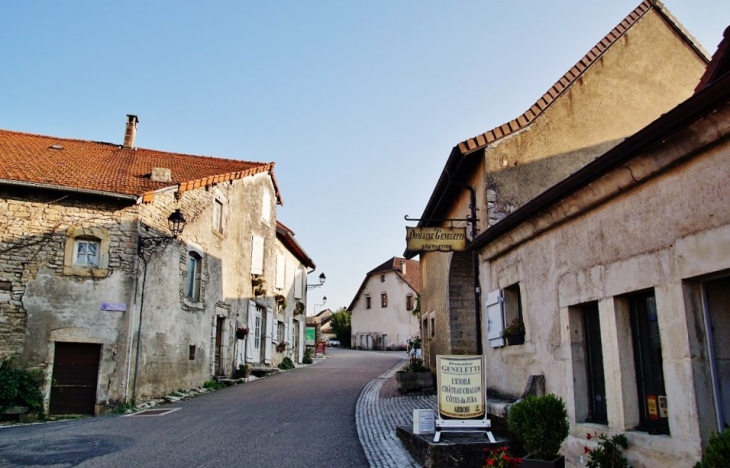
left=355, top=359, right=438, bottom=468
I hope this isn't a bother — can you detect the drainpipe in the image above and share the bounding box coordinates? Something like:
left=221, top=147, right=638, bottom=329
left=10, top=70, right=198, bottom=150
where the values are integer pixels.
left=124, top=214, right=142, bottom=403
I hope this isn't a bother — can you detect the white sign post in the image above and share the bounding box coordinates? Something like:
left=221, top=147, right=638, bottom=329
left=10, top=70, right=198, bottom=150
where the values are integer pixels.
left=434, top=355, right=494, bottom=442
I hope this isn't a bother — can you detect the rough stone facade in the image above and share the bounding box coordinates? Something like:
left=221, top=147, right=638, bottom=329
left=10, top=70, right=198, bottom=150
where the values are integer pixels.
left=0, top=170, right=281, bottom=413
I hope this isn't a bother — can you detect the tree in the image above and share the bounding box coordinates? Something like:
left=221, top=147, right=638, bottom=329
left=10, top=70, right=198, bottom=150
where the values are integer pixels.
left=329, top=308, right=352, bottom=348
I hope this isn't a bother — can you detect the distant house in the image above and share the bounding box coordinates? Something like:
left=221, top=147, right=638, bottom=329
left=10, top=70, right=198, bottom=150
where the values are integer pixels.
left=463, top=25, right=730, bottom=466
left=406, top=0, right=710, bottom=368
left=0, top=115, right=315, bottom=415
left=348, top=257, right=420, bottom=350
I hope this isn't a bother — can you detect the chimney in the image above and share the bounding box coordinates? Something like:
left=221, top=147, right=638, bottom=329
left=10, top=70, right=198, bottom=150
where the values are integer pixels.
left=123, top=114, right=139, bottom=148
left=401, top=259, right=407, bottom=275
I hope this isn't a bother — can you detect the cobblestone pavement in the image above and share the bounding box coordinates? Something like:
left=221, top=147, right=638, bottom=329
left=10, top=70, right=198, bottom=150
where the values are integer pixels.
left=356, top=360, right=438, bottom=468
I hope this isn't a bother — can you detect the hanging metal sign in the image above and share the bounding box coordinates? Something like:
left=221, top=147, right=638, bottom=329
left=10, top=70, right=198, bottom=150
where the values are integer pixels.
left=406, top=226, right=467, bottom=252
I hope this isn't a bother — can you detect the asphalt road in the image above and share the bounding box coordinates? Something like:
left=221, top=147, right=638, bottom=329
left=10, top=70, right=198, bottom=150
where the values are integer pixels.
left=0, top=348, right=405, bottom=468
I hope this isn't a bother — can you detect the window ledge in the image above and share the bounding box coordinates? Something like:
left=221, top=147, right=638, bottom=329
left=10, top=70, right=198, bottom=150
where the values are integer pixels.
left=212, top=229, right=225, bottom=240
left=63, top=265, right=109, bottom=277
left=183, top=298, right=204, bottom=309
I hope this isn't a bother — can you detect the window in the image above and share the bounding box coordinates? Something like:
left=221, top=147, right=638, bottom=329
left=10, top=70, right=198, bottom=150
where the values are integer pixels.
left=430, top=316, right=435, bottom=337
left=63, top=226, right=110, bottom=276
left=581, top=302, right=607, bottom=424
left=213, top=199, right=223, bottom=233
left=365, top=295, right=371, bottom=309
left=74, top=239, right=99, bottom=266
left=186, top=252, right=202, bottom=302
left=486, top=283, right=524, bottom=348
left=406, top=294, right=414, bottom=311
left=381, top=293, right=388, bottom=308
left=254, top=313, right=262, bottom=349
left=294, top=269, right=303, bottom=299
left=380, top=274, right=385, bottom=283
left=188, top=345, right=196, bottom=360
left=629, top=290, right=669, bottom=434
left=277, top=321, right=285, bottom=343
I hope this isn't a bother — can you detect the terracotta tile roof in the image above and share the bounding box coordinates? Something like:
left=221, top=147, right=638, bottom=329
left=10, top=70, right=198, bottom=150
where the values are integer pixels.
left=347, top=257, right=421, bottom=311
left=695, top=25, right=730, bottom=92
left=456, top=0, right=709, bottom=157
left=276, top=220, right=316, bottom=270
left=0, top=129, right=281, bottom=203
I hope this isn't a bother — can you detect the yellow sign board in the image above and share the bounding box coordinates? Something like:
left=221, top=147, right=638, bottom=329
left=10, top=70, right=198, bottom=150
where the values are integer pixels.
left=436, top=355, right=485, bottom=419
left=406, top=227, right=467, bottom=252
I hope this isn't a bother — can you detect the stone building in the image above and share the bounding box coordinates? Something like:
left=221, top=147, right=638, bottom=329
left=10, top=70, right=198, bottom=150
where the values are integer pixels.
left=348, top=257, right=420, bottom=350
left=466, top=25, right=730, bottom=466
left=0, top=115, right=313, bottom=415
left=405, top=0, right=710, bottom=369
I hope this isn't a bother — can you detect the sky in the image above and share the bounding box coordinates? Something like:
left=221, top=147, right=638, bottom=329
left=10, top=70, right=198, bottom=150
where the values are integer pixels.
left=1, top=1, right=728, bottom=314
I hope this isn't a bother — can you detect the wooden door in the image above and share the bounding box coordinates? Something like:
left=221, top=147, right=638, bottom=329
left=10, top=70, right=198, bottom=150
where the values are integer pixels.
left=49, top=342, right=101, bottom=415
left=215, top=316, right=224, bottom=375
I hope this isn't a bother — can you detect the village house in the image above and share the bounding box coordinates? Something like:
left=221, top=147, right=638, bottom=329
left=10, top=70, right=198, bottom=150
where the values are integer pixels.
left=0, top=115, right=315, bottom=415
left=467, top=24, right=730, bottom=466
left=348, top=257, right=420, bottom=350
left=405, top=0, right=710, bottom=369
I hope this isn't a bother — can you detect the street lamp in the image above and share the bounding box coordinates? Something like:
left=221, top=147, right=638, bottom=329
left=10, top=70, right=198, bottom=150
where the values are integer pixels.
left=138, top=209, right=187, bottom=256
left=307, top=272, right=326, bottom=290
left=314, top=296, right=327, bottom=316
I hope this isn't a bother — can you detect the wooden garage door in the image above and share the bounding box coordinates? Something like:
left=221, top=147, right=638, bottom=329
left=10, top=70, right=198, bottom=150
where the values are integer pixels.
left=49, top=342, right=101, bottom=415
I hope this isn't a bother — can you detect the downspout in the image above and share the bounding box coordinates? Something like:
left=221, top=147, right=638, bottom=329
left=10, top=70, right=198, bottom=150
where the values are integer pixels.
left=123, top=214, right=142, bottom=403
left=132, top=254, right=149, bottom=401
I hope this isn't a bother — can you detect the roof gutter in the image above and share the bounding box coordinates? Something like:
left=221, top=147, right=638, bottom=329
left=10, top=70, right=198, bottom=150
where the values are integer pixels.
left=0, top=179, right=139, bottom=202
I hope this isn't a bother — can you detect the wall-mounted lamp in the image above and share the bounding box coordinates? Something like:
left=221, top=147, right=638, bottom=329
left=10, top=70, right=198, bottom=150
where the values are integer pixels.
left=138, top=209, right=187, bottom=256
left=314, top=296, right=327, bottom=316
left=307, top=272, right=326, bottom=290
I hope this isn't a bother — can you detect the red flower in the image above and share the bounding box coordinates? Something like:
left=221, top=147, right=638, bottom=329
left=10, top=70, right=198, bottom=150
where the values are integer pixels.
left=586, top=433, right=593, bottom=440
left=487, top=460, right=495, bottom=466
left=584, top=447, right=592, bottom=453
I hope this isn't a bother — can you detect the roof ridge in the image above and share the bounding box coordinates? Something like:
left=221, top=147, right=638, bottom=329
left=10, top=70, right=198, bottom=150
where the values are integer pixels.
left=456, top=0, right=704, bottom=156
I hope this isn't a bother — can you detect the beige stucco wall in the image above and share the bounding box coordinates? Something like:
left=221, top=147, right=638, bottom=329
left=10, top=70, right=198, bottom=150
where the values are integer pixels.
left=351, top=269, right=419, bottom=350
left=481, top=10, right=707, bottom=229
left=479, top=106, right=730, bottom=466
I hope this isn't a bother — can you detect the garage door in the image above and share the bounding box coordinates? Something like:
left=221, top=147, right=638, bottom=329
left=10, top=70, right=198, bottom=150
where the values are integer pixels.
left=49, top=342, right=101, bottom=415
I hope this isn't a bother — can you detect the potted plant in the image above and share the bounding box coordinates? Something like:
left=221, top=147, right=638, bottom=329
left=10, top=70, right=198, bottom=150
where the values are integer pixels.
left=276, top=341, right=288, bottom=353
left=508, top=394, right=569, bottom=467
left=274, top=294, right=287, bottom=310
left=396, top=357, right=433, bottom=393
left=503, top=317, right=525, bottom=345
left=584, top=432, right=629, bottom=468
left=294, top=300, right=305, bottom=315
left=252, top=275, right=266, bottom=296
left=235, top=327, right=249, bottom=340
left=233, top=364, right=251, bottom=379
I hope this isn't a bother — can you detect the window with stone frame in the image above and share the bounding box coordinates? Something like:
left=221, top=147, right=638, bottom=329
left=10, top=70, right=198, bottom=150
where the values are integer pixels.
left=277, top=321, right=285, bottom=343
left=186, top=252, right=202, bottom=302
left=365, top=295, right=371, bottom=309
left=406, top=294, right=414, bottom=311
left=381, top=292, right=388, bottom=308
left=63, top=226, right=110, bottom=277
left=213, top=199, right=224, bottom=233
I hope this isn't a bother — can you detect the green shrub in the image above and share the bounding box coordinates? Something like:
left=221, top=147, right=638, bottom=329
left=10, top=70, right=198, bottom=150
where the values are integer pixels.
left=585, top=432, right=629, bottom=468
left=0, top=359, right=45, bottom=415
left=508, top=394, right=569, bottom=461
left=278, top=357, right=295, bottom=370
left=400, top=358, right=429, bottom=373
left=111, top=401, right=136, bottom=414
left=203, top=379, right=224, bottom=390
left=695, top=428, right=730, bottom=468
left=303, top=348, right=313, bottom=364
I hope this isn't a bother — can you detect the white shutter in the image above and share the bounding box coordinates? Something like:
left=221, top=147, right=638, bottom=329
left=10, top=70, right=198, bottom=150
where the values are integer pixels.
left=251, top=235, right=264, bottom=275
left=261, top=191, right=271, bottom=223
left=275, top=254, right=285, bottom=290
left=246, top=301, right=256, bottom=362
left=294, top=269, right=303, bottom=299
left=264, top=306, right=274, bottom=364
left=486, top=289, right=505, bottom=348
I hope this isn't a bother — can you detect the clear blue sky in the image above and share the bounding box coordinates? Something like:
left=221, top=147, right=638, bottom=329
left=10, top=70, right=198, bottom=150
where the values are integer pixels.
left=1, top=1, right=728, bottom=314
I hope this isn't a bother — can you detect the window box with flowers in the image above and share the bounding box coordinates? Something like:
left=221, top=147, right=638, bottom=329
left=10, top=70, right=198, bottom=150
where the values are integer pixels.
left=235, top=327, right=250, bottom=340
left=503, top=317, right=525, bottom=346
left=275, top=294, right=287, bottom=311
left=294, top=300, right=305, bottom=315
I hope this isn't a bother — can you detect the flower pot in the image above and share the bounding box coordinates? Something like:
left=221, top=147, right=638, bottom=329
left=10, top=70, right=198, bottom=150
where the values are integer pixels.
left=520, top=455, right=565, bottom=468
left=236, top=329, right=248, bottom=340
left=396, top=371, right=433, bottom=393
left=506, top=333, right=525, bottom=345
